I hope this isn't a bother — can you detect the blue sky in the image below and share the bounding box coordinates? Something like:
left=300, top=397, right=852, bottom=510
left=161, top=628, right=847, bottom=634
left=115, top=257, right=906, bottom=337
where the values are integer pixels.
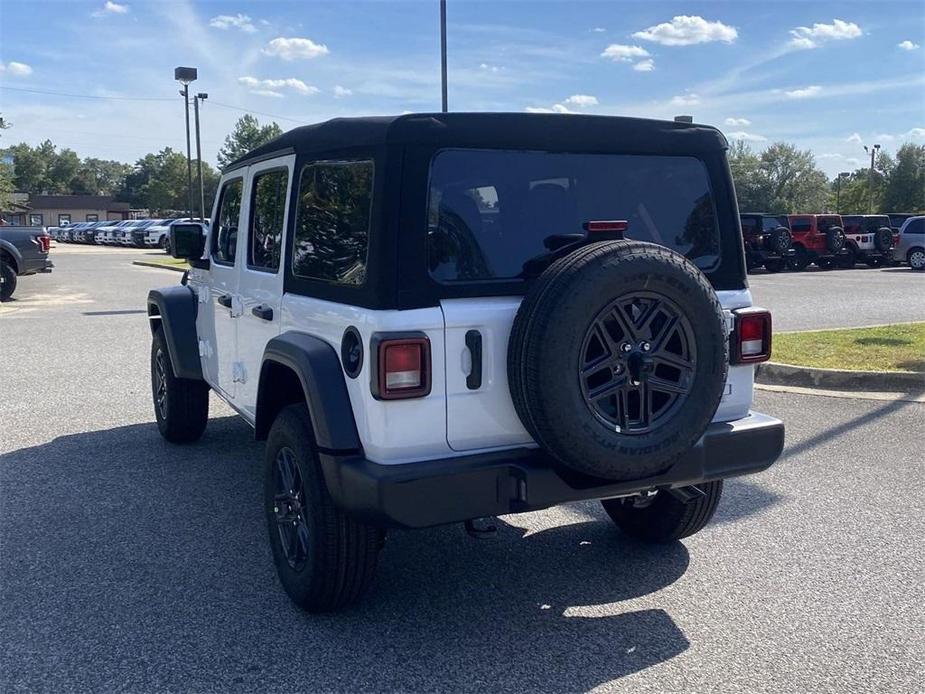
left=1, top=0, right=923, bottom=176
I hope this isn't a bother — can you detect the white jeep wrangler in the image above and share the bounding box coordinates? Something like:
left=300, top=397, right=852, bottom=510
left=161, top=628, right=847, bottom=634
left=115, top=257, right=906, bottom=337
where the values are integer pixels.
left=147, top=113, right=784, bottom=613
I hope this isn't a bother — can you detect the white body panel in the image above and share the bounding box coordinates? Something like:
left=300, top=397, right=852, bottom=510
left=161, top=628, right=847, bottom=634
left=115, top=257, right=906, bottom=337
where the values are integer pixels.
left=234, top=155, right=294, bottom=419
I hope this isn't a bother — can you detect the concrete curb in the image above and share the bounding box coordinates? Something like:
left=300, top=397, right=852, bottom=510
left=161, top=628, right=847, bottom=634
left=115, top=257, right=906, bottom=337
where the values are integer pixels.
left=756, top=361, right=925, bottom=393
left=132, top=260, right=187, bottom=273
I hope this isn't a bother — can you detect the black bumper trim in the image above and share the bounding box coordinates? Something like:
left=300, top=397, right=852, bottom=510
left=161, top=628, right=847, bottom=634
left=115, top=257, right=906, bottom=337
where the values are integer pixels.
left=320, top=411, right=784, bottom=529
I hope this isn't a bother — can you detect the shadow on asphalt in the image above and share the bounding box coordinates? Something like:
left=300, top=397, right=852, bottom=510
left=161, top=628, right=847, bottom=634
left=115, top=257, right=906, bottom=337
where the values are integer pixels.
left=2, top=415, right=699, bottom=691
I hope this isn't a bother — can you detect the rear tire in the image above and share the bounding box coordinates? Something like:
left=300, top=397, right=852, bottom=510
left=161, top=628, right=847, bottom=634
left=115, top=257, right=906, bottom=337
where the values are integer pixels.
left=908, top=248, right=925, bottom=271
left=264, top=404, right=384, bottom=612
left=151, top=327, right=209, bottom=443
left=602, top=481, right=723, bottom=543
left=0, top=262, right=16, bottom=302
left=837, top=248, right=856, bottom=269
left=763, top=258, right=785, bottom=273
left=787, top=247, right=810, bottom=272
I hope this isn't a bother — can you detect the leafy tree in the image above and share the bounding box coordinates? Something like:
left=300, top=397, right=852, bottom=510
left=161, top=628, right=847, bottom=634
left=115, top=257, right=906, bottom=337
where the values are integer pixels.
left=832, top=151, right=895, bottom=214
left=883, top=143, right=925, bottom=212
left=727, top=141, right=830, bottom=213
left=0, top=116, right=13, bottom=212
left=119, top=147, right=220, bottom=216
left=217, top=115, right=283, bottom=169
left=71, top=158, right=133, bottom=196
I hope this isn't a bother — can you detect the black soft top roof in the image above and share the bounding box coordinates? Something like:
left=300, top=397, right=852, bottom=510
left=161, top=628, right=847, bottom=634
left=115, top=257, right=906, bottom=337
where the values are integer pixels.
left=226, top=112, right=729, bottom=172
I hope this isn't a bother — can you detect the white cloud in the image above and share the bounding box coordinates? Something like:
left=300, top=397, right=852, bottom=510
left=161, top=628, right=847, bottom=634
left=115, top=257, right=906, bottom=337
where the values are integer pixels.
left=0, top=61, right=33, bottom=77
left=237, top=76, right=319, bottom=96
left=333, top=85, right=353, bottom=98
left=784, top=85, right=822, bottom=99
left=564, top=94, right=598, bottom=107
left=725, top=117, right=751, bottom=126
left=525, top=104, right=575, bottom=114
left=873, top=133, right=896, bottom=142
left=251, top=89, right=284, bottom=98
left=209, top=14, right=257, bottom=33
left=92, top=1, right=128, bottom=16
left=726, top=131, right=767, bottom=142
left=670, top=93, right=700, bottom=106
left=633, top=59, right=655, bottom=72
left=905, top=127, right=925, bottom=139
left=600, top=44, right=650, bottom=62
left=632, top=16, right=737, bottom=46
left=262, top=37, right=330, bottom=60
left=591, top=27, right=606, bottom=33
left=846, top=132, right=863, bottom=144
left=898, top=40, right=920, bottom=51
left=479, top=63, right=501, bottom=73
left=788, top=19, right=861, bottom=50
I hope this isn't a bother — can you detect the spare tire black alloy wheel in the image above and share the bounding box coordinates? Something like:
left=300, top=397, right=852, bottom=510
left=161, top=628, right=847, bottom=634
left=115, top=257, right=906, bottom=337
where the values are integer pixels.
left=508, top=240, right=728, bottom=482
left=580, top=292, right=695, bottom=435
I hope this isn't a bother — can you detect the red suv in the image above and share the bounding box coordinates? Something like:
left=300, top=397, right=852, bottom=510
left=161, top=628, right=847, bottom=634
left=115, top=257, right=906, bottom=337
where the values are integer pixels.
left=786, top=214, right=847, bottom=271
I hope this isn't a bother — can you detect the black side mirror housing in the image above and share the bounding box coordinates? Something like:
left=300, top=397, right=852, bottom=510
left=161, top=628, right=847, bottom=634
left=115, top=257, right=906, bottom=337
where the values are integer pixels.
left=170, top=223, right=208, bottom=266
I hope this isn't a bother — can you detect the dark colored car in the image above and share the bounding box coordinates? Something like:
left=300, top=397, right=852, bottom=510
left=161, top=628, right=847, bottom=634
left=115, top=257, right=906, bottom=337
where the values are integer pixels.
left=0, top=225, right=54, bottom=300
left=739, top=213, right=792, bottom=273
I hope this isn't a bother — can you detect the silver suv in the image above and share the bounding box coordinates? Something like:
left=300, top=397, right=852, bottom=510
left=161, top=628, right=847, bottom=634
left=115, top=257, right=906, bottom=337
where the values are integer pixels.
left=895, top=216, right=925, bottom=270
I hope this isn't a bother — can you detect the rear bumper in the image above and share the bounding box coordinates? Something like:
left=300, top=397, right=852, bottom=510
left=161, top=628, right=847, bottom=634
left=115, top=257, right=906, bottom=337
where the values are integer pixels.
left=320, top=411, right=784, bottom=529
left=20, top=257, right=54, bottom=275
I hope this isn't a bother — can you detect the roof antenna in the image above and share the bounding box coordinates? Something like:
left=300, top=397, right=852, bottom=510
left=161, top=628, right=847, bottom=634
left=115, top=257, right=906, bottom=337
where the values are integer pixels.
left=440, top=0, right=448, bottom=112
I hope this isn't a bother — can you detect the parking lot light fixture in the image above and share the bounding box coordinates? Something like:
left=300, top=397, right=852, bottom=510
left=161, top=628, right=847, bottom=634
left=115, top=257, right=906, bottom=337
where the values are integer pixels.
left=836, top=171, right=850, bottom=213
left=174, top=67, right=198, bottom=220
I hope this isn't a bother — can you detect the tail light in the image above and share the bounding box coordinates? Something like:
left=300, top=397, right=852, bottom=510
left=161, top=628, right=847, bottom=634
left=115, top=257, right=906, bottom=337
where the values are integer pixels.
left=583, top=220, right=628, bottom=234
left=371, top=334, right=431, bottom=400
left=34, top=235, right=51, bottom=253
left=732, top=308, right=772, bottom=364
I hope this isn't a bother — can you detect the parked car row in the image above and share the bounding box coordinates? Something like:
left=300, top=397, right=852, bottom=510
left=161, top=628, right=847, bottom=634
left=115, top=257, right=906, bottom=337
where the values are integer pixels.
left=740, top=212, right=924, bottom=272
left=48, top=218, right=206, bottom=252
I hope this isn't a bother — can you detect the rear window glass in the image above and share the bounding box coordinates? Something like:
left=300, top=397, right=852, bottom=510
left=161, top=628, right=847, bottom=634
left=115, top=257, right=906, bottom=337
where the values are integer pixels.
left=790, top=218, right=811, bottom=233
left=427, top=149, right=720, bottom=282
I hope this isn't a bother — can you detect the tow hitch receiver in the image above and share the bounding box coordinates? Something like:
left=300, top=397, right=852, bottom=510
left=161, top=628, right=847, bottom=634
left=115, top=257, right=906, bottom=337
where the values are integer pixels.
left=667, top=485, right=707, bottom=504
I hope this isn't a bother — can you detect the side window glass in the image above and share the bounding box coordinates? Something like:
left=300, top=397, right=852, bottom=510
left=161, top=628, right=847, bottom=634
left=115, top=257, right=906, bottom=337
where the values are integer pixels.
left=212, top=178, right=243, bottom=265
left=292, top=161, right=374, bottom=285
left=248, top=169, right=289, bottom=271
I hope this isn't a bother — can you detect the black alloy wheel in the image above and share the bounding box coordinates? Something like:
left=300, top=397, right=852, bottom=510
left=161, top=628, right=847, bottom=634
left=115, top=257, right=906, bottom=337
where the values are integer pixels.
left=153, top=346, right=169, bottom=420
left=579, top=292, right=696, bottom=435
left=272, top=447, right=311, bottom=572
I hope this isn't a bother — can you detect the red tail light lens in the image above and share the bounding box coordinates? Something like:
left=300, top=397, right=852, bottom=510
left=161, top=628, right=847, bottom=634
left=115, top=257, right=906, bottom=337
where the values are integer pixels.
left=373, top=335, right=431, bottom=400
left=35, top=235, right=51, bottom=253
left=733, top=308, right=772, bottom=364
left=583, top=220, right=628, bottom=234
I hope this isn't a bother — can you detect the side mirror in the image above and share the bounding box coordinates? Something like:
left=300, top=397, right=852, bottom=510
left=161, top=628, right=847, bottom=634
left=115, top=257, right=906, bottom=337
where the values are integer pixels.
left=170, top=223, right=207, bottom=262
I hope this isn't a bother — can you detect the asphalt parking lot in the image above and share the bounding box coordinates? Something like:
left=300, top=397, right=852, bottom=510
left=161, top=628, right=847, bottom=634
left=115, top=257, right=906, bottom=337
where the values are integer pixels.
left=1, top=246, right=924, bottom=693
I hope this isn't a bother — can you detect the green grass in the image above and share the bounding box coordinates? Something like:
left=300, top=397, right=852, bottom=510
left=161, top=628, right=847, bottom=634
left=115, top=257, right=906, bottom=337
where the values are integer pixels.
left=773, top=323, right=925, bottom=372
left=135, top=257, right=189, bottom=271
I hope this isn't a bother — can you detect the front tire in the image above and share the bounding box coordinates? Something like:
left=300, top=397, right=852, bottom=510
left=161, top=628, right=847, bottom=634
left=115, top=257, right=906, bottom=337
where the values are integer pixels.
left=763, top=258, right=785, bottom=273
left=151, top=327, right=209, bottom=442
left=601, top=481, right=723, bottom=543
left=0, top=262, right=16, bottom=302
left=908, top=248, right=925, bottom=271
left=264, top=404, right=384, bottom=612
left=787, top=247, right=810, bottom=272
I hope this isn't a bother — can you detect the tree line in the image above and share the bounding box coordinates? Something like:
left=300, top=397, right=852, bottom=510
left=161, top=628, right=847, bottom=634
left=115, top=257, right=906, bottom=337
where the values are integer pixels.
left=2, top=112, right=923, bottom=217
left=0, top=114, right=283, bottom=216
left=728, top=140, right=925, bottom=215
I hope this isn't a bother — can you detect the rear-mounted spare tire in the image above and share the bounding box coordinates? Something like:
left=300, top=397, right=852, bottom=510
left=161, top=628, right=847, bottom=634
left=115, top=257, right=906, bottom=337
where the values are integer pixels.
left=508, top=240, right=728, bottom=482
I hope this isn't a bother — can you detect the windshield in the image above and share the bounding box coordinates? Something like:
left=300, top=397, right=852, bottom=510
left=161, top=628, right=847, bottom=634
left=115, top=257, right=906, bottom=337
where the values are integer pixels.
left=427, top=149, right=720, bottom=282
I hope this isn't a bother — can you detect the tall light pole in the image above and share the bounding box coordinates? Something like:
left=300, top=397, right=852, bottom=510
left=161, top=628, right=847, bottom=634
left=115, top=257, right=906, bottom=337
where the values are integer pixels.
left=194, top=93, right=208, bottom=222
left=440, top=0, right=448, bottom=112
left=174, top=67, right=197, bottom=220
left=863, top=143, right=880, bottom=214
left=835, top=171, right=849, bottom=213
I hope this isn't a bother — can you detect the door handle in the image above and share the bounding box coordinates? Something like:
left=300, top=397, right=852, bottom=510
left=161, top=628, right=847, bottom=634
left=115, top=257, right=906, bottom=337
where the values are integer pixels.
left=252, top=304, right=274, bottom=321
left=465, top=330, right=482, bottom=390
left=217, top=294, right=233, bottom=308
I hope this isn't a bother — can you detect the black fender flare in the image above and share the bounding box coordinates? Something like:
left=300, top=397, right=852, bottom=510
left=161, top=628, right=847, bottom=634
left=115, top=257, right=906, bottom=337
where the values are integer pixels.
left=256, top=331, right=361, bottom=452
left=146, top=286, right=203, bottom=380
